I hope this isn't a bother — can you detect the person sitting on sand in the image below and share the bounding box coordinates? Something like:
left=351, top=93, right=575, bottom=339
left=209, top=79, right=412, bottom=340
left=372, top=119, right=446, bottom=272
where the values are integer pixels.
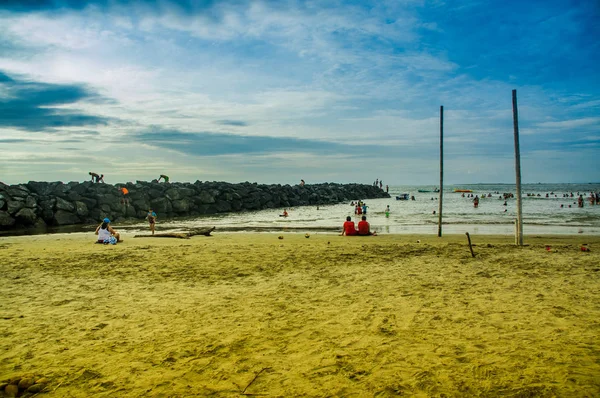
left=357, top=216, right=377, bottom=236
left=147, top=209, right=157, bottom=235
left=341, top=216, right=357, bottom=236
left=281, top=209, right=289, bottom=217
left=95, top=218, right=122, bottom=244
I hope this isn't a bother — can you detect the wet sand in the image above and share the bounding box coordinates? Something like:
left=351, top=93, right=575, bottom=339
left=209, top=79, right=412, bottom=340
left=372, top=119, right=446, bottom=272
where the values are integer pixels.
left=1, top=232, right=599, bottom=397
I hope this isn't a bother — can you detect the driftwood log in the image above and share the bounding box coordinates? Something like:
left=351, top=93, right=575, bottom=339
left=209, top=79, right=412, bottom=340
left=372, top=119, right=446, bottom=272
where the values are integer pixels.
left=134, top=227, right=215, bottom=239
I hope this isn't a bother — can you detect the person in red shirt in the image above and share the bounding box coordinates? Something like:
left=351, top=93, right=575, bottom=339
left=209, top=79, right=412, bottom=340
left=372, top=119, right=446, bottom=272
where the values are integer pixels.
left=341, top=216, right=357, bottom=236
left=357, top=216, right=377, bottom=236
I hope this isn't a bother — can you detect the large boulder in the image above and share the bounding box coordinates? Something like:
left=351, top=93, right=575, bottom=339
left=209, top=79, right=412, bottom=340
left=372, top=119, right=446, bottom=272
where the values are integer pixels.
left=7, top=185, right=30, bottom=198
left=55, top=197, right=75, bottom=212
left=54, top=210, right=80, bottom=225
left=150, top=197, right=171, bottom=214
left=7, top=199, right=24, bottom=214
left=15, top=208, right=37, bottom=226
left=74, top=201, right=89, bottom=217
left=25, top=195, right=37, bottom=208
left=0, top=211, right=15, bottom=228
left=196, top=190, right=215, bottom=204
left=172, top=198, right=192, bottom=213
left=27, top=181, right=54, bottom=196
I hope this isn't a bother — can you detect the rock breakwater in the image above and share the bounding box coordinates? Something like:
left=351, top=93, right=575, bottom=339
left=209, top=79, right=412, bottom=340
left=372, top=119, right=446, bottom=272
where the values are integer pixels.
left=0, top=181, right=389, bottom=231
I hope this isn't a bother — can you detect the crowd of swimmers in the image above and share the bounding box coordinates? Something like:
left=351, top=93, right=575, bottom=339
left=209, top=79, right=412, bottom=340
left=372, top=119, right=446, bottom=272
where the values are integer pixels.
left=463, top=190, right=600, bottom=209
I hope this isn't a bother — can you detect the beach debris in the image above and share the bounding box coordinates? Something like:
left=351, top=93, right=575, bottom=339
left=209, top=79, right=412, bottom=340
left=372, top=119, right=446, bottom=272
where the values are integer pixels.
left=416, top=240, right=421, bottom=243
left=2, top=374, right=49, bottom=396
left=241, top=367, right=271, bottom=395
left=465, top=232, right=475, bottom=257
left=581, top=244, right=590, bottom=252
left=305, top=233, right=310, bottom=238
left=545, top=245, right=551, bottom=251
left=278, top=236, right=284, bottom=239
left=134, top=227, right=215, bottom=239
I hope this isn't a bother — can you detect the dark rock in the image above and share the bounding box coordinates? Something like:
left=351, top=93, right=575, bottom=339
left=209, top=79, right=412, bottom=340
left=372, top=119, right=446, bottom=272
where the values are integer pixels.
left=55, top=197, right=75, bottom=212
left=7, top=199, right=24, bottom=214
left=54, top=210, right=80, bottom=225
left=25, top=195, right=37, bottom=208
left=7, top=185, right=30, bottom=198
left=74, top=201, right=89, bottom=217
left=172, top=198, right=192, bottom=213
left=15, top=208, right=37, bottom=225
left=0, top=211, right=16, bottom=228
left=197, top=190, right=215, bottom=204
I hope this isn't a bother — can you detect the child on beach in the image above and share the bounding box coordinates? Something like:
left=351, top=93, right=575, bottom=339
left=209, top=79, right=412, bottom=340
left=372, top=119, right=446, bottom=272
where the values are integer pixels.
left=147, top=209, right=157, bottom=235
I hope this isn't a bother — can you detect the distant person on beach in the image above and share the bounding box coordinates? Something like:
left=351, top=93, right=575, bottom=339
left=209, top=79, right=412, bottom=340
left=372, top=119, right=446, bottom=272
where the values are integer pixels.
left=157, top=174, right=170, bottom=183
left=386, top=185, right=389, bottom=193
left=95, top=218, right=122, bottom=244
left=98, top=174, right=105, bottom=183
left=357, top=216, right=377, bottom=236
left=300, top=179, right=305, bottom=186
left=341, top=216, right=357, bottom=236
left=281, top=209, right=289, bottom=217
left=473, top=195, right=479, bottom=208
left=578, top=195, right=584, bottom=208
left=147, top=209, right=157, bottom=235
left=379, top=180, right=383, bottom=189
left=362, top=204, right=368, bottom=215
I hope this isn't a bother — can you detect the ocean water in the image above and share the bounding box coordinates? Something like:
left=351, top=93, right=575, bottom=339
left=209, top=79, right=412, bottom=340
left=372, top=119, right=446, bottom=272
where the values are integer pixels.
left=147, top=183, right=600, bottom=236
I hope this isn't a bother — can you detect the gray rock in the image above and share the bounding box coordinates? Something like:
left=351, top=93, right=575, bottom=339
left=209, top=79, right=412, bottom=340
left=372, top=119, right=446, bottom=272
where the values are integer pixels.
left=55, top=197, right=75, bottom=212
left=15, top=208, right=37, bottom=225
left=7, top=185, right=30, bottom=198
left=7, top=200, right=24, bottom=214
left=54, top=210, right=80, bottom=225
left=172, top=198, right=192, bottom=212
left=197, top=190, right=215, bottom=204
left=74, top=201, right=89, bottom=217
left=0, top=211, right=16, bottom=227
left=25, top=195, right=37, bottom=208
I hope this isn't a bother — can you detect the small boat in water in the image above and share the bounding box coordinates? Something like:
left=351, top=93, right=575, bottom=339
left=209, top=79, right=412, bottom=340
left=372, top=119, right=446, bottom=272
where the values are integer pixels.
left=396, top=193, right=410, bottom=200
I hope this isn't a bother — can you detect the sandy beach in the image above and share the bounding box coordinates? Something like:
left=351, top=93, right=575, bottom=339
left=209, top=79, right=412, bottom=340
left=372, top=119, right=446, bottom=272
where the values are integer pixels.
left=1, top=232, right=599, bottom=397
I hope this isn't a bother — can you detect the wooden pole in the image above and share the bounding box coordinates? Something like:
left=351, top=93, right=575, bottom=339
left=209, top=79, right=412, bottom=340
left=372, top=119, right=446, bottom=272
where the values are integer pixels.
left=465, top=232, right=475, bottom=257
left=512, top=90, right=524, bottom=246
left=438, top=105, right=444, bottom=237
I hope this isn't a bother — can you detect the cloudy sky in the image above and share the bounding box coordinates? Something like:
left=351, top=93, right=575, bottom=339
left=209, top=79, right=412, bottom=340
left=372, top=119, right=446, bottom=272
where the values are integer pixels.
left=0, top=0, right=598, bottom=186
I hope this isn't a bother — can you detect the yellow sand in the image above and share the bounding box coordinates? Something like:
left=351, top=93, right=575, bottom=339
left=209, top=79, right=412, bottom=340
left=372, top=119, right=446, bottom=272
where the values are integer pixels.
left=1, top=232, right=599, bottom=397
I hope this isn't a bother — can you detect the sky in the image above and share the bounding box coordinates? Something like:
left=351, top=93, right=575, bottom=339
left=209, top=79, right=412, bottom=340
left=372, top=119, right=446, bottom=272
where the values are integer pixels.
left=0, top=0, right=599, bottom=186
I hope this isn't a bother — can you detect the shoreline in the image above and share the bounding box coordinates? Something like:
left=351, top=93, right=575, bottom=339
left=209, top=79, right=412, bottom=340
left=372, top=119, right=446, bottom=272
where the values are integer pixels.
left=2, top=223, right=600, bottom=238
left=1, top=233, right=599, bottom=396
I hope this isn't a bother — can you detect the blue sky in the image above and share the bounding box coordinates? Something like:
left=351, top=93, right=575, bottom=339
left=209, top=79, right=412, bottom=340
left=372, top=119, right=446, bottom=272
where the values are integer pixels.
left=0, top=0, right=598, bottom=185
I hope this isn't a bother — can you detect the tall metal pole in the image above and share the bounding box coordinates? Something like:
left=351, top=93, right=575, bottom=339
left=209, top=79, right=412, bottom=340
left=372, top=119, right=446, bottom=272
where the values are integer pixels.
left=438, top=106, right=444, bottom=237
left=512, top=90, right=524, bottom=246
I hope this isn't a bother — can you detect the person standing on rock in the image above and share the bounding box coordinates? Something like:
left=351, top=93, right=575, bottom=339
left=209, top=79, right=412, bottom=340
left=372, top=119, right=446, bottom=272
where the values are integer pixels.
left=119, top=187, right=129, bottom=206
left=147, top=209, right=157, bottom=235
